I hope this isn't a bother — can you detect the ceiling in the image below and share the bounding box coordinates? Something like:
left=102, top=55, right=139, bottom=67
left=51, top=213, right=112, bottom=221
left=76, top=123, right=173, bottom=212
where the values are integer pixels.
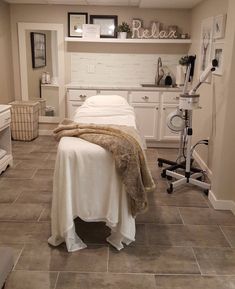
left=4, top=0, right=204, bottom=8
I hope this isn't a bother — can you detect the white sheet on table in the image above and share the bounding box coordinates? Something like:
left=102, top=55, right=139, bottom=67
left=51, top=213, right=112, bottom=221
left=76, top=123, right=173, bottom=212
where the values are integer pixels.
left=48, top=96, right=140, bottom=251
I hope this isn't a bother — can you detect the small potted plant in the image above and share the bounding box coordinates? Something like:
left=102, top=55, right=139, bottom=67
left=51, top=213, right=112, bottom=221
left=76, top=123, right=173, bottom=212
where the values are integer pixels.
left=117, top=22, right=131, bottom=39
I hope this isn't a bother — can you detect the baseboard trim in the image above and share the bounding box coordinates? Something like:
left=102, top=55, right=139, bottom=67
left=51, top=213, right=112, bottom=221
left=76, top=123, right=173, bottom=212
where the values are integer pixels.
left=209, top=190, right=235, bottom=215
left=193, top=150, right=212, bottom=180
left=39, top=130, right=53, bottom=136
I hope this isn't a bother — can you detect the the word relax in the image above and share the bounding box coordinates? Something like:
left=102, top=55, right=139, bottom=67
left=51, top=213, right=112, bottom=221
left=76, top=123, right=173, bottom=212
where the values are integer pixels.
left=132, top=20, right=178, bottom=39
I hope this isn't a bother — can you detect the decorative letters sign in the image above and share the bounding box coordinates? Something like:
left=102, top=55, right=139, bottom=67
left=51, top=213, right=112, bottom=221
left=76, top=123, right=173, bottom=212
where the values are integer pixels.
left=131, top=19, right=179, bottom=39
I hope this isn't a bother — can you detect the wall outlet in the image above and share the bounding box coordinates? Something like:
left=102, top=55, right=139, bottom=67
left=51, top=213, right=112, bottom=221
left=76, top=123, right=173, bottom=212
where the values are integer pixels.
left=87, top=64, right=95, bottom=74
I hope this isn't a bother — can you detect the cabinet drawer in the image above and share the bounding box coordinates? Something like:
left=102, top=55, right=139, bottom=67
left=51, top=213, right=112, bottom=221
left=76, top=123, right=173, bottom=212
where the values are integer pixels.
left=0, top=110, right=11, bottom=129
left=162, top=91, right=180, bottom=104
left=98, top=90, right=128, bottom=100
left=68, top=89, right=97, bottom=101
left=130, top=91, right=160, bottom=103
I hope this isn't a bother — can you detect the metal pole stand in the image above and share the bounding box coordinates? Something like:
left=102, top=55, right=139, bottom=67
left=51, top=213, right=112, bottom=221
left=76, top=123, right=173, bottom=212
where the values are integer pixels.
left=163, top=110, right=210, bottom=195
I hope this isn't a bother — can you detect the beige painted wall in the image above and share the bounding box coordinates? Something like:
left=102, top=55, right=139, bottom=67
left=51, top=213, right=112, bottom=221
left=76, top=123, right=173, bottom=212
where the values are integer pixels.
left=189, top=0, right=228, bottom=169
left=26, top=30, right=52, bottom=100
left=190, top=0, right=235, bottom=203
left=0, top=0, right=14, bottom=104
left=9, top=4, right=191, bottom=100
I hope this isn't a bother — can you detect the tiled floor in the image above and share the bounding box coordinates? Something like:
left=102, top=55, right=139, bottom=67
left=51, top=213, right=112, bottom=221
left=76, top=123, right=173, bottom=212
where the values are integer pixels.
left=1, top=136, right=235, bottom=289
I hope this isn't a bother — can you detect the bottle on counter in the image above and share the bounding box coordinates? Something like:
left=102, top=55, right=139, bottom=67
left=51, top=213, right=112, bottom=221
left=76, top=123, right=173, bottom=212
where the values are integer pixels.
left=41, top=72, right=47, bottom=84
left=46, top=72, right=51, bottom=84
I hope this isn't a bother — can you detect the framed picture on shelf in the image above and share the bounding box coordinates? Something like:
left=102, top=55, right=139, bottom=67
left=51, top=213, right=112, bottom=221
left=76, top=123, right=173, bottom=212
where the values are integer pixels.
left=68, top=12, right=88, bottom=37
left=90, top=15, right=118, bottom=38
left=199, top=17, right=214, bottom=82
left=30, top=32, right=46, bottom=68
left=213, top=14, right=226, bottom=39
left=212, top=42, right=224, bottom=76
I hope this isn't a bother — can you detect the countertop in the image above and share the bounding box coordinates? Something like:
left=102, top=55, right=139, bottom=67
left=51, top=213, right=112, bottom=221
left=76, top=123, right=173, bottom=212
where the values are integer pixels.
left=65, top=83, right=182, bottom=92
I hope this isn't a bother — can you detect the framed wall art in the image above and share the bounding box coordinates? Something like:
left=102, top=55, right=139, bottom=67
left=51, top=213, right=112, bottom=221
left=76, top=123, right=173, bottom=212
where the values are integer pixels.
left=68, top=12, right=88, bottom=37
left=90, top=15, right=118, bottom=38
left=212, top=42, right=224, bottom=76
left=199, top=17, right=214, bottom=82
left=30, top=32, right=46, bottom=68
left=214, top=14, right=226, bottom=39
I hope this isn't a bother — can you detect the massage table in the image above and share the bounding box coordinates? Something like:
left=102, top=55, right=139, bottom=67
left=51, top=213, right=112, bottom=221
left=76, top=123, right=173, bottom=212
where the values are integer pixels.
left=48, top=95, right=146, bottom=251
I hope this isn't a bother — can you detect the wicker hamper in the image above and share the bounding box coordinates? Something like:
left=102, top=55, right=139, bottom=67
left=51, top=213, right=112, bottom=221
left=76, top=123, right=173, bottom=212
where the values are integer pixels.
left=9, top=101, right=40, bottom=141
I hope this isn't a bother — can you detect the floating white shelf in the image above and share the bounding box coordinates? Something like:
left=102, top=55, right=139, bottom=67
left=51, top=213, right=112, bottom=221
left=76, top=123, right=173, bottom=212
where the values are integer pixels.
left=65, top=37, right=192, bottom=44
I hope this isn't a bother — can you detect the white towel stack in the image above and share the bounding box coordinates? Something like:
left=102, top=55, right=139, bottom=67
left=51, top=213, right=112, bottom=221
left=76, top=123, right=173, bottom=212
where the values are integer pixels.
left=0, top=149, right=7, bottom=160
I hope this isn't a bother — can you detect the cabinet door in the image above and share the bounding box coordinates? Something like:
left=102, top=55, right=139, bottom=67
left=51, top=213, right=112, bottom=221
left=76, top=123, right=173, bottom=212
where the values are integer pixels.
left=67, top=100, right=83, bottom=119
left=159, top=104, right=180, bottom=141
left=132, top=103, right=159, bottom=141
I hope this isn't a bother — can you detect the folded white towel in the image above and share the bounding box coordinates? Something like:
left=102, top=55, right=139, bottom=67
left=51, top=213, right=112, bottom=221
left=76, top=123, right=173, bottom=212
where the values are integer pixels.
left=0, top=149, right=7, bottom=159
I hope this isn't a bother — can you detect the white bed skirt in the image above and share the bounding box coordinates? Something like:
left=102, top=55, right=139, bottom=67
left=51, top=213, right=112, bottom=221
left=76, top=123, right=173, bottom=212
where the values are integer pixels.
left=48, top=136, right=136, bottom=251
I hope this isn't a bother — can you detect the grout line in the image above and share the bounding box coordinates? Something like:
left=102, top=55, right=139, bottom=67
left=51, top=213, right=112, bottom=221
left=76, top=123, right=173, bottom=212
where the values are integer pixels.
left=37, top=207, right=46, bottom=222
left=191, top=247, right=202, bottom=275
left=219, top=225, right=233, bottom=248
left=53, top=272, right=60, bottom=289
left=12, top=191, right=24, bottom=204
left=12, top=244, right=25, bottom=271
left=177, top=207, right=185, bottom=225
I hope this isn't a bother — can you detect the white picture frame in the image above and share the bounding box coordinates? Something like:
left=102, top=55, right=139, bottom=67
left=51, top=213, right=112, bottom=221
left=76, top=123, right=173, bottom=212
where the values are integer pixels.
left=82, top=24, right=100, bottom=39
left=199, top=17, right=214, bottom=83
left=212, top=42, right=224, bottom=76
left=213, top=14, right=226, bottom=39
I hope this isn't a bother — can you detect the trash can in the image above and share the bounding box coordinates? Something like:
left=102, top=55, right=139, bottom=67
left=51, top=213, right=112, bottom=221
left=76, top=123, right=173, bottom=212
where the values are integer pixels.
left=9, top=101, right=40, bottom=141
left=45, top=106, right=55, bottom=117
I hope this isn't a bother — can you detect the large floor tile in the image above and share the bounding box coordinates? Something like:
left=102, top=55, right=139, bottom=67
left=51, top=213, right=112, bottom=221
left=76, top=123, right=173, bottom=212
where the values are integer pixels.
left=193, top=247, right=235, bottom=275
left=156, top=275, right=235, bottom=289
left=221, top=226, right=235, bottom=247
left=0, top=204, right=44, bottom=221
left=39, top=207, right=51, bottom=221
left=179, top=207, right=235, bottom=225
left=0, top=222, right=50, bottom=243
left=56, top=272, right=156, bottom=289
left=154, top=189, right=209, bottom=207
left=16, top=190, right=52, bottom=204
left=13, top=152, right=49, bottom=161
left=0, top=178, right=53, bottom=192
left=14, top=159, right=55, bottom=170
left=108, top=245, right=199, bottom=274
left=5, top=271, right=58, bottom=289
left=0, top=187, right=21, bottom=203
left=1, top=168, right=36, bottom=179
left=16, top=243, right=108, bottom=272
left=0, top=243, right=24, bottom=264
left=136, top=206, right=182, bottom=224
left=146, top=224, right=229, bottom=247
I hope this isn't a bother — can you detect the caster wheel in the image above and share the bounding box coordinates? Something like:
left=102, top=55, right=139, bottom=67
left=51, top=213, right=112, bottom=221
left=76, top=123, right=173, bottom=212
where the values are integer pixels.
left=166, top=176, right=173, bottom=181
left=158, top=162, right=163, bottom=168
left=167, top=184, right=173, bottom=194
left=204, top=189, right=209, bottom=196
left=161, top=170, right=166, bottom=178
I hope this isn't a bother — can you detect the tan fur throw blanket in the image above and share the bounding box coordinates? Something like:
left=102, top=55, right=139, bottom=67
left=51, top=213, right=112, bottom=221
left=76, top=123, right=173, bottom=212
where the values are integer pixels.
left=53, top=119, right=156, bottom=216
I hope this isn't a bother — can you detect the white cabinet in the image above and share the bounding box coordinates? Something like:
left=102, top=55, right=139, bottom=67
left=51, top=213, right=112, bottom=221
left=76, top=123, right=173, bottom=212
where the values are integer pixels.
left=0, top=105, right=13, bottom=174
left=130, top=91, right=160, bottom=141
left=132, top=103, right=159, bottom=140
left=98, top=90, right=128, bottom=100
left=67, top=89, right=97, bottom=119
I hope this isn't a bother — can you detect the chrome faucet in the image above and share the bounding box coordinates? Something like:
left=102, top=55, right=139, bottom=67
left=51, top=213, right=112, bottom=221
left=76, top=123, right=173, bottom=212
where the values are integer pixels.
left=155, top=57, right=164, bottom=86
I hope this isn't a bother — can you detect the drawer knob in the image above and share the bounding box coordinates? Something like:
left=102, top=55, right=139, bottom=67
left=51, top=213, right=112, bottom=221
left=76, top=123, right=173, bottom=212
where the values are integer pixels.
left=79, top=94, right=87, bottom=100
left=142, top=96, right=149, bottom=100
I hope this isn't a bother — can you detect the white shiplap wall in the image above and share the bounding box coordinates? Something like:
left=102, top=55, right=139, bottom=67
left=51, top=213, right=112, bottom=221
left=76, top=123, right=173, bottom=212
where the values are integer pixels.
left=70, top=53, right=183, bottom=86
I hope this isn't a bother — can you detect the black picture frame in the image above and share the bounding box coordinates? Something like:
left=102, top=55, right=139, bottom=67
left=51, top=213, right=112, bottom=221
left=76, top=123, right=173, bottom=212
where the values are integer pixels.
left=68, top=12, right=88, bottom=37
left=30, top=32, right=46, bottom=69
left=90, top=15, right=118, bottom=38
